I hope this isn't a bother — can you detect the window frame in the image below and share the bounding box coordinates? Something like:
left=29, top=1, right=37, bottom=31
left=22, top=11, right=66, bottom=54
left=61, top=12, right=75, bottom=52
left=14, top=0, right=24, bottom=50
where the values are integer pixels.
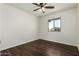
left=48, top=17, right=61, bottom=32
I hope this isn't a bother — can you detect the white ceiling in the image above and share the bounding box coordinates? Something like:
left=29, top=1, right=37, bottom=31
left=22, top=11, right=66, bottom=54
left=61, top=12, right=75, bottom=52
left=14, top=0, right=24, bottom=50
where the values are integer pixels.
left=8, top=3, right=77, bottom=16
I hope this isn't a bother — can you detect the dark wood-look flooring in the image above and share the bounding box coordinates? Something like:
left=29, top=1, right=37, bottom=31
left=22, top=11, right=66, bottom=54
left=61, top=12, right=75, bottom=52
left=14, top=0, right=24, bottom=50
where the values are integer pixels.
left=0, top=39, right=79, bottom=56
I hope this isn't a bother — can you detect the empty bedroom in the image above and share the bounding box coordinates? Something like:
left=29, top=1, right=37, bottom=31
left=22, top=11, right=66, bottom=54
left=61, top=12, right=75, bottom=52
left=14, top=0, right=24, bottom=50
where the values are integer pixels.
left=0, top=3, right=79, bottom=56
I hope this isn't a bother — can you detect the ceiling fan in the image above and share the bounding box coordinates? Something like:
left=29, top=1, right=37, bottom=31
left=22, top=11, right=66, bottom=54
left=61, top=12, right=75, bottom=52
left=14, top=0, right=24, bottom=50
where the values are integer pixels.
left=32, top=3, right=55, bottom=13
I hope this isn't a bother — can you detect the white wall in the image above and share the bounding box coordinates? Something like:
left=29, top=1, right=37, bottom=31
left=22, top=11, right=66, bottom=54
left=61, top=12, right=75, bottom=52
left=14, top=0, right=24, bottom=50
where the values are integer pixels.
left=0, top=4, right=38, bottom=51
left=0, top=4, right=2, bottom=44
left=77, top=4, right=79, bottom=48
left=39, top=8, right=77, bottom=46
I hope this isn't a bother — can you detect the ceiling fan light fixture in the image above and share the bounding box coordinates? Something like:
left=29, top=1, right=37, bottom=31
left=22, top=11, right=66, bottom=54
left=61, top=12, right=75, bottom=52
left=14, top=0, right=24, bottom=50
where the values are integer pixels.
left=42, top=7, right=45, bottom=11
left=39, top=7, right=45, bottom=13
left=41, top=7, right=45, bottom=13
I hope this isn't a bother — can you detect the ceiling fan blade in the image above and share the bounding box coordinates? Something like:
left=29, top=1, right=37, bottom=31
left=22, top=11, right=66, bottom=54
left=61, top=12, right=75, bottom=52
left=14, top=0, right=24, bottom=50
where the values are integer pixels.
left=32, top=3, right=40, bottom=7
left=43, top=3, right=47, bottom=6
left=33, top=8, right=40, bottom=11
left=45, top=6, right=55, bottom=9
left=40, top=3, right=44, bottom=7
left=40, top=3, right=47, bottom=7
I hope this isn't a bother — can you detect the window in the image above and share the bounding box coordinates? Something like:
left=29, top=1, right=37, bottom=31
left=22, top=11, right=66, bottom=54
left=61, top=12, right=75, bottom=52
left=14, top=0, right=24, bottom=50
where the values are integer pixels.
left=48, top=17, right=61, bottom=32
